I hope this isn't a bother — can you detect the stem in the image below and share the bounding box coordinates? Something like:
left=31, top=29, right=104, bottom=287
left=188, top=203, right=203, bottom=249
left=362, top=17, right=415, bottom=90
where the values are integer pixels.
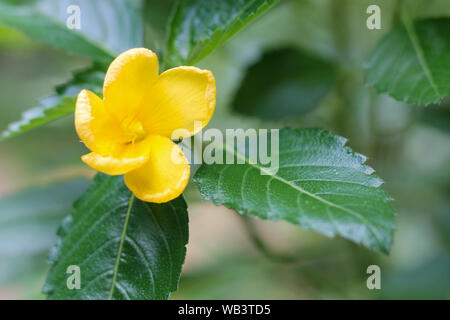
left=330, top=0, right=354, bottom=137
left=239, top=215, right=302, bottom=264
left=392, top=0, right=405, bottom=25
left=368, top=89, right=377, bottom=157
left=109, top=194, right=134, bottom=299
left=331, top=0, right=350, bottom=64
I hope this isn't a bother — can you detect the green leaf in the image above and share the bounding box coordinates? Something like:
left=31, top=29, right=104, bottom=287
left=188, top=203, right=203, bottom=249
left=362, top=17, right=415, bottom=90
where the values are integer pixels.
left=194, top=128, right=395, bottom=253
left=0, top=65, right=105, bottom=141
left=142, top=0, right=177, bottom=55
left=166, top=0, right=279, bottom=66
left=0, top=0, right=143, bottom=61
left=233, top=47, right=335, bottom=119
left=43, top=174, right=189, bottom=299
left=365, top=17, right=450, bottom=105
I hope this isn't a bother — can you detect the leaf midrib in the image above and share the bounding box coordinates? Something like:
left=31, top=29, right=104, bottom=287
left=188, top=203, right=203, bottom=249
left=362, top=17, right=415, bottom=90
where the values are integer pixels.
left=1, top=2, right=117, bottom=60
left=183, top=0, right=279, bottom=64
left=402, top=14, right=441, bottom=97
left=108, top=194, right=134, bottom=300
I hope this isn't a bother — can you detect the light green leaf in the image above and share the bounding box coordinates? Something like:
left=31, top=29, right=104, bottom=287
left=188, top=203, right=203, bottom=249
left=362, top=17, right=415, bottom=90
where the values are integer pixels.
left=194, top=128, right=395, bottom=253
left=233, top=47, right=335, bottom=119
left=0, top=65, right=105, bottom=141
left=43, top=174, right=189, bottom=299
left=166, top=0, right=279, bottom=66
left=0, top=0, right=143, bottom=61
left=365, top=17, right=450, bottom=105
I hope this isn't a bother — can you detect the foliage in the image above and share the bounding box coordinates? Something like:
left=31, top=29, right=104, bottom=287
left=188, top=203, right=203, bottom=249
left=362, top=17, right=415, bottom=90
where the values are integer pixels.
left=166, top=0, right=279, bottom=66
left=0, top=0, right=449, bottom=300
left=1, top=65, right=105, bottom=140
left=194, top=128, right=395, bottom=253
left=43, top=174, right=188, bottom=299
left=232, top=48, right=335, bottom=119
left=0, top=0, right=142, bottom=61
left=365, top=17, right=450, bottom=105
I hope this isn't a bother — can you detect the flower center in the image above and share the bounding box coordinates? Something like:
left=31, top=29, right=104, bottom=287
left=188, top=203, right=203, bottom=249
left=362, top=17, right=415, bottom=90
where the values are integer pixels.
left=119, top=115, right=147, bottom=144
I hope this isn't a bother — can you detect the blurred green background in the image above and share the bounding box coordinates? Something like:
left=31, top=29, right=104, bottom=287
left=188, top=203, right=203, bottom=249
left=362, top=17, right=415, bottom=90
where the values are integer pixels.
left=0, top=0, right=449, bottom=299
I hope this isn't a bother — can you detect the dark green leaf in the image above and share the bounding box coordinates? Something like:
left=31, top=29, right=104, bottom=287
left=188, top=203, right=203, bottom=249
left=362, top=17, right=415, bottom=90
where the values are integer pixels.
left=0, top=0, right=143, bottom=61
left=166, top=0, right=279, bottom=66
left=0, top=65, right=105, bottom=141
left=194, top=128, right=395, bottom=253
left=143, top=0, right=177, bottom=56
left=43, top=174, right=189, bottom=299
left=233, top=47, right=335, bottom=119
left=365, top=17, right=450, bottom=105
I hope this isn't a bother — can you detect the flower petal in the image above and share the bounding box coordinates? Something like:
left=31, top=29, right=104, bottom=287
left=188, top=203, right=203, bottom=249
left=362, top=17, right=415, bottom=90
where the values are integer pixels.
left=81, top=135, right=154, bottom=175
left=139, top=66, right=216, bottom=139
left=75, top=89, right=125, bottom=155
left=124, top=135, right=190, bottom=203
left=82, top=153, right=148, bottom=175
left=103, top=48, right=159, bottom=118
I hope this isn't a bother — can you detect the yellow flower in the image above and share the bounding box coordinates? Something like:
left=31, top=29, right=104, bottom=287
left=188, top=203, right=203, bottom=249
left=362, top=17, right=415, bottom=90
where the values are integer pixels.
left=75, top=48, right=216, bottom=203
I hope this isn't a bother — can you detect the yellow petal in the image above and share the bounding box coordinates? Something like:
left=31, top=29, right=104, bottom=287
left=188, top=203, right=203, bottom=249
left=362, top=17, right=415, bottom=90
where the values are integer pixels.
left=82, top=153, right=148, bottom=175
left=139, top=66, right=216, bottom=139
left=81, top=136, right=154, bottom=175
left=103, top=48, right=159, bottom=119
left=75, top=89, right=125, bottom=155
left=124, top=135, right=190, bottom=203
